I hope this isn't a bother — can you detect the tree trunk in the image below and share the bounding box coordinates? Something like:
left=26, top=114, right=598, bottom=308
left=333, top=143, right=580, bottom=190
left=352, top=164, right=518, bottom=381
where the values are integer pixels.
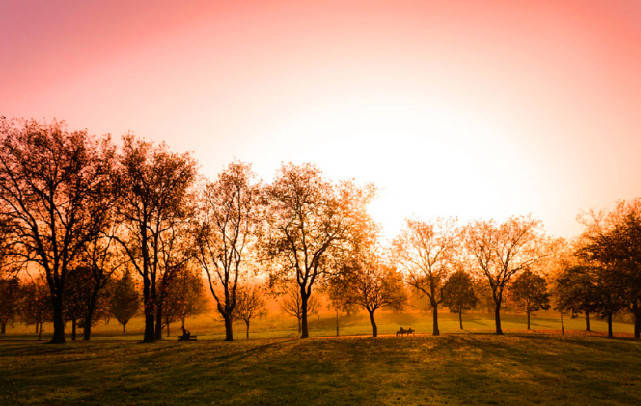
left=431, top=302, right=440, bottom=336
left=527, top=310, right=531, bottom=330
left=143, top=279, right=156, bottom=343
left=122, top=322, right=127, bottom=334
left=50, top=294, right=66, bottom=343
left=224, top=314, right=234, bottom=341
left=560, top=311, right=565, bottom=336
left=297, top=317, right=301, bottom=333
left=71, top=318, right=77, bottom=341
left=154, top=301, right=164, bottom=340
left=458, top=310, right=463, bottom=330
left=585, top=311, right=591, bottom=332
left=494, top=302, right=503, bottom=335
left=83, top=289, right=98, bottom=341
left=38, top=322, right=43, bottom=340
left=245, top=320, right=250, bottom=340
left=369, top=310, right=377, bottom=337
left=607, top=311, right=613, bottom=338
left=300, top=289, right=309, bottom=338
left=633, top=301, right=641, bottom=339
left=1, top=321, right=6, bottom=334
left=166, top=320, right=171, bottom=338
left=336, top=310, right=339, bottom=337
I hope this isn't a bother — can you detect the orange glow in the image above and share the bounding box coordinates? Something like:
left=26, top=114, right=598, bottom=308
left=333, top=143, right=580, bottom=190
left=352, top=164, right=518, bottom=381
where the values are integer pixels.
left=2, top=0, right=640, bottom=239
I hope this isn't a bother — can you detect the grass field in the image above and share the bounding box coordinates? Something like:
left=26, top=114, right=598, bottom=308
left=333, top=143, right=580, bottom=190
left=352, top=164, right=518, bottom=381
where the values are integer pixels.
left=1, top=310, right=640, bottom=405
left=2, top=333, right=641, bottom=405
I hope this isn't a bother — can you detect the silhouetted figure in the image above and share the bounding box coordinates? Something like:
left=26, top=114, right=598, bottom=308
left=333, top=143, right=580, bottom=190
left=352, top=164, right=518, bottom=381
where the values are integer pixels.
left=179, top=326, right=196, bottom=341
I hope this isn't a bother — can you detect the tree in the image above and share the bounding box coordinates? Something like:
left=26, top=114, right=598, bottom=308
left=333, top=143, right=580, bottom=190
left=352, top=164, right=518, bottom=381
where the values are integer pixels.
left=233, top=285, right=266, bottom=339
left=80, top=230, right=123, bottom=340
left=0, top=119, right=116, bottom=343
left=160, top=265, right=207, bottom=337
left=442, top=269, right=478, bottom=330
left=0, top=276, right=20, bottom=334
left=264, top=163, right=373, bottom=338
left=280, top=283, right=320, bottom=334
left=509, top=269, right=550, bottom=330
left=20, top=277, right=52, bottom=340
left=64, top=266, right=93, bottom=340
left=109, top=270, right=140, bottom=334
left=578, top=200, right=641, bottom=338
left=194, top=162, right=260, bottom=341
left=114, top=135, right=197, bottom=342
left=464, top=216, right=545, bottom=334
left=393, top=218, right=458, bottom=336
left=555, top=264, right=600, bottom=331
left=341, top=254, right=405, bottom=337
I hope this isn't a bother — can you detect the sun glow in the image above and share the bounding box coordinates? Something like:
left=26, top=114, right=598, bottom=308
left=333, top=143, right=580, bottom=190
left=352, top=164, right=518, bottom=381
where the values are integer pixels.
left=253, top=99, right=532, bottom=239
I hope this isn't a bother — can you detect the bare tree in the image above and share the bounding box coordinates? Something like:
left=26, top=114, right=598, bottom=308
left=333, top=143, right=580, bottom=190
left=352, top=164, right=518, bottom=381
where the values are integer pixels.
left=393, top=218, right=458, bottom=336
left=114, top=135, right=197, bottom=342
left=280, top=282, right=319, bottom=334
left=233, top=285, right=266, bottom=339
left=0, top=119, right=115, bottom=343
left=464, top=216, right=545, bottom=334
left=264, top=163, right=373, bottom=338
left=194, top=162, right=260, bottom=341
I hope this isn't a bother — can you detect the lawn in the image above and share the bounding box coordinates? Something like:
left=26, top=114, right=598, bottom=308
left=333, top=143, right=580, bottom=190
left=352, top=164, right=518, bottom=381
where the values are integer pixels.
left=1, top=332, right=641, bottom=405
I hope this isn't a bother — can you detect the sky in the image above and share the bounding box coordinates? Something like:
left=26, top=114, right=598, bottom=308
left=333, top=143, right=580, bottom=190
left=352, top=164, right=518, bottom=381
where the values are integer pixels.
left=1, top=0, right=640, bottom=240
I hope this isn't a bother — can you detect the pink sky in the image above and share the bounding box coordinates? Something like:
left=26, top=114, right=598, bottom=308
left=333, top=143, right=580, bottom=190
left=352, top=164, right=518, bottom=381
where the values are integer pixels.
left=2, top=0, right=640, bottom=239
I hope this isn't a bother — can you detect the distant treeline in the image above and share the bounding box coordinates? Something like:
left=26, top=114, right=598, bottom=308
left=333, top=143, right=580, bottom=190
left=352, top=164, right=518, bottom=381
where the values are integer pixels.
left=0, top=118, right=640, bottom=343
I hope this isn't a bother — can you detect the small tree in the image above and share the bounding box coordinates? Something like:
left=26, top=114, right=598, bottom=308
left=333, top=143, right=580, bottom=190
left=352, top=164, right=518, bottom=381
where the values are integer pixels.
left=20, top=277, right=52, bottom=340
left=442, top=269, right=478, bottom=330
left=234, top=285, right=266, bottom=339
left=281, top=283, right=319, bottom=334
left=109, top=271, right=140, bottom=334
left=555, top=264, right=600, bottom=331
left=0, top=276, right=20, bottom=334
left=161, top=266, right=207, bottom=337
left=509, top=269, right=550, bottom=330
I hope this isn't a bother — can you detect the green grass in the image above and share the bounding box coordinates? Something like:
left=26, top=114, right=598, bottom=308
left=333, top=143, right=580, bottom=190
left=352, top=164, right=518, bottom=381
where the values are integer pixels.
left=1, top=311, right=639, bottom=405
left=1, top=333, right=641, bottom=405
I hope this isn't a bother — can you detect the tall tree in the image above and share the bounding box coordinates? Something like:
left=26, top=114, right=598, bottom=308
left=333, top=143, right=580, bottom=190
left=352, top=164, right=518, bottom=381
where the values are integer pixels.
left=264, top=163, right=373, bottom=338
left=109, top=270, right=140, bottom=334
left=233, top=285, right=266, bottom=339
left=464, top=216, right=545, bottom=334
left=114, top=135, right=196, bottom=342
left=0, top=119, right=115, bottom=343
left=509, top=269, right=550, bottom=330
left=194, top=162, right=260, bottom=341
left=442, top=269, right=478, bottom=330
left=393, top=217, right=458, bottom=336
